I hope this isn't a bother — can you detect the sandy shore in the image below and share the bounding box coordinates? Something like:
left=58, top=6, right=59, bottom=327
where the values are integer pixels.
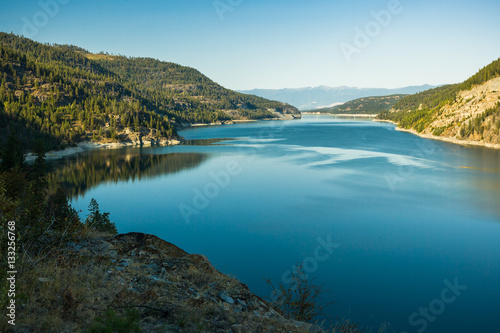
left=373, top=119, right=500, bottom=149
left=331, top=114, right=378, bottom=117
left=26, top=139, right=181, bottom=163
left=395, top=127, right=500, bottom=149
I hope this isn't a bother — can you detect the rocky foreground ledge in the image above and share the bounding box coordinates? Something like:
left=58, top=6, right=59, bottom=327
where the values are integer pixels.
left=17, top=232, right=321, bottom=332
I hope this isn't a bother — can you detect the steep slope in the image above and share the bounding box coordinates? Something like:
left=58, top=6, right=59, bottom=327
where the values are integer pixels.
left=311, top=94, right=406, bottom=114
left=379, top=58, right=500, bottom=147
left=0, top=33, right=299, bottom=151
left=241, top=85, right=434, bottom=110
left=10, top=230, right=321, bottom=332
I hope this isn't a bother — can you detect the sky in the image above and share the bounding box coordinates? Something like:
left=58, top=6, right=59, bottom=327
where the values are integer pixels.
left=0, top=0, right=499, bottom=90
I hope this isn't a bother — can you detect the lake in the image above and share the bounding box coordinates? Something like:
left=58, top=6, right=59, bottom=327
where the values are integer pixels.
left=53, top=115, right=500, bottom=332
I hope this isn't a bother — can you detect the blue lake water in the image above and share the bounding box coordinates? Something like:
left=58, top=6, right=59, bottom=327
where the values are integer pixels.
left=58, top=116, right=500, bottom=332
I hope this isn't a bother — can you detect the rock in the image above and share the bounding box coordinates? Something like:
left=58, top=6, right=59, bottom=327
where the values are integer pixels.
left=108, top=250, right=118, bottom=259
left=218, top=292, right=235, bottom=304
left=114, top=233, right=188, bottom=258
left=119, top=259, right=132, bottom=267
left=47, top=232, right=321, bottom=332
left=143, top=263, right=160, bottom=272
left=38, top=277, right=52, bottom=283
left=292, top=320, right=324, bottom=333
left=189, top=254, right=218, bottom=274
left=149, top=276, right=166, bottom=284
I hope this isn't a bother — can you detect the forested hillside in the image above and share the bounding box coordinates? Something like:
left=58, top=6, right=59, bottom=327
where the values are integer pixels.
left=379, top=58, right=500, bottom=143
left=312, top=94, right=406, bottom=114
left=0, top=33, right=299, bottom=151
left=89, top=55, right=300, bottom=123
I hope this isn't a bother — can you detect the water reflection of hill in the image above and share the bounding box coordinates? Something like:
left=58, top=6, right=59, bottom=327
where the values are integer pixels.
left=48, top=149, right=208, bottom=198
left=457, top=146, right=500, bottom=220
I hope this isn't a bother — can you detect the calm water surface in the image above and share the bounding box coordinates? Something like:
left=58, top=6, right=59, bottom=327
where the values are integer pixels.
left=55, top=116, right=500, bottom=332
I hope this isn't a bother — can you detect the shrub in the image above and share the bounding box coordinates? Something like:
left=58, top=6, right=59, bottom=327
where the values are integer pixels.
left=85, top=198, right=117, bottom=235
left=266, top=263, right=332, bottom=323
left=87, top=308, right=142, bottom=333
left=433, top=127, right=445, bottom=136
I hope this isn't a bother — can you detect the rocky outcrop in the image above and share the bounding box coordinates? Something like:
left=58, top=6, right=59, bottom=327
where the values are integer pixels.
left=267, top=108, right=302, bottom=120
left=18, top=232, right=322, bottom=332
left=390, top=77, right=500, bottom=148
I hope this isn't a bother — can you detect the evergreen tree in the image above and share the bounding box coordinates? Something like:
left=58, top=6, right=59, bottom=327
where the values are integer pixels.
left=0, top=133, right=26, bottom=172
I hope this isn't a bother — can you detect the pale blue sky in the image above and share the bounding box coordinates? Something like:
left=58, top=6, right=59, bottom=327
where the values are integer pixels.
left=1, top=0, right=499, bottom=90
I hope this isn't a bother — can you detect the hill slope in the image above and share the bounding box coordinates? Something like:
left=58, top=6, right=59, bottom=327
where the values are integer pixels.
left=84, top=53, right=300, bottom=123
left=311, top=94, right=406, bottom=115
left=379, top=58, right=500, bottom=147
left=0, top=33, right=299, bottom=151
left=240, top=85, right=434, bottom=110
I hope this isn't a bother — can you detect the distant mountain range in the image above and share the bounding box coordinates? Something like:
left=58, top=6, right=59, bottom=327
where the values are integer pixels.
left=240, top=85, right=437, bottom=110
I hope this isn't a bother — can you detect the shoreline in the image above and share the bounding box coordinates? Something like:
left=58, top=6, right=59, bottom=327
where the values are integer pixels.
left=331, top=113, right=378, bottom=118
left=29, top=116, right=301, bottom=162
left=181, top=119, right=257, bottom=128
left=302, top=112, right=377, bottom=117
left=180, top=115, right=301, bottom=129
left=182, top=115, right=301, bottom=128
left=373, top=118, right=500, bottom=149
left=31, top=115, right=499, bottom=163
left=26, top=139, right=182, bottom=163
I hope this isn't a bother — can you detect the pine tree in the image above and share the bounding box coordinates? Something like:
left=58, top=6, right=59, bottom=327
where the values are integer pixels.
left=0, top=133, right=26, bottom=172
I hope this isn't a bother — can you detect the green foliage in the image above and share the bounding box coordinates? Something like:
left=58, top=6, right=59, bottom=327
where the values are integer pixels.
left=390, top=84, right=459, bottom=114
left=0, top=135, right=83, bottom=254
left=315, top=94, right=406, bottom=115
left=0, top=32, right=298, bottom=151
left=379, top=57, right=500, bottom=131
left=87, top=308, right=142, bottom=333
left=85, top=198, right=117, bottom=235
left=92, top=55, right=298, bottom=124
left=432, top=127, right=445, bottom=136
left=459, top=58, right=500, bottom=92
left=0, top=132, right=26, bottom=171
left=457, top=102, right=500, bottom=139
left=266, top=263, right=332, bottom=323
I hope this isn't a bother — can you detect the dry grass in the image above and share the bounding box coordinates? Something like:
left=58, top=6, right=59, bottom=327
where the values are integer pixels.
left=7, top=232, right=326, bottom=333
left=83, top=53, right=118, bottom=61
left=14, top=239, right=116, bottom=331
